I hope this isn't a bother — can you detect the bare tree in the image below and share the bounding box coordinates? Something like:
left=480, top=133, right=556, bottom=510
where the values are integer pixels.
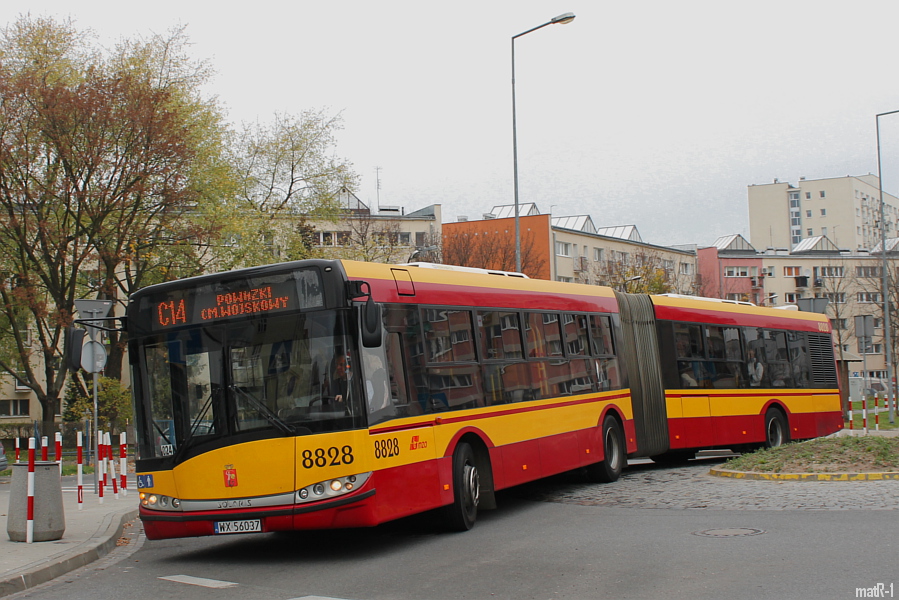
left=332, top=215, right=408, bottom=263
left=592, top=249, right=676, bottom=293
left=442, top=229, right=545, bottom=277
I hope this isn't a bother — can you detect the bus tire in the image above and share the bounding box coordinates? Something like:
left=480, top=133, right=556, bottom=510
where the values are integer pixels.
left=585, top=415, right=625, bottom=483
left=442, top=442, right=480, bottom=531
left=764, top=408, right=789, bottom=448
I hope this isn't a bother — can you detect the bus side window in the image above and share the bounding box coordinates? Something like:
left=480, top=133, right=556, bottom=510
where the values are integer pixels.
left=385, top=332, right=410, bottom=410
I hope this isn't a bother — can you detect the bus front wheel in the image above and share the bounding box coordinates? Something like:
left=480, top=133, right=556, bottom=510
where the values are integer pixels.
left=442, top=442, right=480, bottom=531
left=585, top=415, right=625, bottom=483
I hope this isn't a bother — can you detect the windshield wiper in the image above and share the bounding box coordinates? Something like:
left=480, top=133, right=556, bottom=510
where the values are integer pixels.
left=230, top=385, right=296, bottom=436
left=172, top=389, right=216, bottom=463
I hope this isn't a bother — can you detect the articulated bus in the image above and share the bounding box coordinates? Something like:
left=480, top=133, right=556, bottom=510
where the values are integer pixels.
left=128, top=260, right=842, bottom=540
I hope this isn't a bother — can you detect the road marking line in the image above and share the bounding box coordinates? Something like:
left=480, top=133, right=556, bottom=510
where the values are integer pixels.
left=288, top=597, right=352, bottom=600
left=159, top=575, right=238, bottom=588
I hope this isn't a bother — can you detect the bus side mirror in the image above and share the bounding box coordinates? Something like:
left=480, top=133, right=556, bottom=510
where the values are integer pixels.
left=66, top=326, right=86, bottom=372
left=361, top=296, right=382, bottom=348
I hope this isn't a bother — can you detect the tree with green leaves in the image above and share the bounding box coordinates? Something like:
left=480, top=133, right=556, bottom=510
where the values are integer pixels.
left=0, top=17, right=231, bottom=419
left=222, top=110, right=359, bottom=270
left=62, top=376, right=132, bottom=432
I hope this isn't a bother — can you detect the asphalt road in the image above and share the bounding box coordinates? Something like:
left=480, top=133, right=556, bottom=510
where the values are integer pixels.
left=8, top=458, right=899, bottom=600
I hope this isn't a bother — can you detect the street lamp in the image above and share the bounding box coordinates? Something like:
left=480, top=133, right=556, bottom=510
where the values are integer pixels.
left=512, top=12, right=576, bottom=273
left=620, top=275, right=641, bottom=293
left=875, top=110, right=898, bottom=423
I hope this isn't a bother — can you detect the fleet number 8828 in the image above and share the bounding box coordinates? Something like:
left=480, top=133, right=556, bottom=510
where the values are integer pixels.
left=301, top=446, right=354, bottom=469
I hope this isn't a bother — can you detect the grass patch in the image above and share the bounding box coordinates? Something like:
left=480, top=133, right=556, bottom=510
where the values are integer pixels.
left=722, top=437, right=899, bottom=473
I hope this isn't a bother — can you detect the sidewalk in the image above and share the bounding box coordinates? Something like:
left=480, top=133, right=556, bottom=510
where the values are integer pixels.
left=0, top=475, right=138, bottom=597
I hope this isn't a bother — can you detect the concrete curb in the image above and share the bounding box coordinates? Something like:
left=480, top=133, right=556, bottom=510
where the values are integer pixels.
left=709, top=467, right=899, bottom=481
left=0, top=508, right=138, bottom=598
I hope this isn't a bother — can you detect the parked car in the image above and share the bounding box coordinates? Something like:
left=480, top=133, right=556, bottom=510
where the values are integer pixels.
left=0, top=440, right=8, bottom=471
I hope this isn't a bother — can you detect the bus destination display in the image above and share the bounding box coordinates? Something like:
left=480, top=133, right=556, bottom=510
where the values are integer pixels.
left=151, top=277, right=303, bottom=331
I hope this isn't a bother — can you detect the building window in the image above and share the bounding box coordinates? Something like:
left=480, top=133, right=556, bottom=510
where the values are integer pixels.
left=0, top=399, right=28, bottom=416
left=858, top=292, right=882, bottom=303
left=398, top=232, right=411, bottom=245
left=818, top=266, right=843, bottom=278
left=679, top=263, right=693, bottom=275
left=555, top=242, right=570, bottom=257
left=593, top=248, right=603, bottom=262
left=821, top=227, right=828, bottom=236
left=807, top=228, right=813, bottom=237
left=806, top=210, right=812, bottom=218
left=820, top=191, right=826, bottom=198
left=830, top=318, right=847, bottom=330
left=819, top=292, right=845, bottom=304
left=785, top=293, right=801, bottom=303
left=858, top=341, right=883, bottom=354
left=725, top=293, right=746, bottom=302
left=724, top=266, right=749, bottom=277
left=806, top=192, right=811, bottom=199
left=857, top=266, right=882, bottom=278
left=784, top=266, right=801, bottom=277
left=556, top=276, right=573, bottom=283
left=821, top=208, right=827, bottom=216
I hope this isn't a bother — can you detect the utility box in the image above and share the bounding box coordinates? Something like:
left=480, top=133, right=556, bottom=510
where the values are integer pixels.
left=7, top=462, right=66, bottom=542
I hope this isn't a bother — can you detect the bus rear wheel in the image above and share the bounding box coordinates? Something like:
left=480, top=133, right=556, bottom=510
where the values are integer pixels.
left=764, top=408, right=789, bottom=448
left=585, top=415, right=625, bottom=483
left=442, top=442, right=480, bottom=531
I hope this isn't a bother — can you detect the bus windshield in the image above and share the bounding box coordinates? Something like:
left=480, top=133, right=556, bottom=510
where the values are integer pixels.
left=135, top=309, right=365, bottom=460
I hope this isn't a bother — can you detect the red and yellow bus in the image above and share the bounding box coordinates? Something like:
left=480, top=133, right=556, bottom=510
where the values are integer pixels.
left=128, top=260, right=842, bottom=540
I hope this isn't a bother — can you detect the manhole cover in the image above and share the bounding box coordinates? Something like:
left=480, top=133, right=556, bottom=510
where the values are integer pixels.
left=692, top=528, right=766, bottom=538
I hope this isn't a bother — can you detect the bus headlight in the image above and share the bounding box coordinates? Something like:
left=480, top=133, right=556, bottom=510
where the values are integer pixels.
left=140, top=491, right=182, bottom=511
left=296, top=472, right=371, bottom=504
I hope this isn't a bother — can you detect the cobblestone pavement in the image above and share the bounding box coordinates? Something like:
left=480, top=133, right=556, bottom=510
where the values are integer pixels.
left=519, top=458, right=899, bottom=511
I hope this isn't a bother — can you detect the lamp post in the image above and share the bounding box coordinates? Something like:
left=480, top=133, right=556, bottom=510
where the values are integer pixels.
left=620, top=275, right=642, bottom=293
left=512, top=12, right=576, bottom=273
left=876, top=110, right=899, bottom=423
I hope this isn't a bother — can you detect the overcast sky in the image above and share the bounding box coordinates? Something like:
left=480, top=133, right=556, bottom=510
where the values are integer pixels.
left=5, top=1, right=899, bottom=247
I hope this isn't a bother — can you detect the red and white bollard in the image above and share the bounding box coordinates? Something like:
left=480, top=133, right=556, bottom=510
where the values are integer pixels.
left=76, top=431, right=84, bottom=510
left=98, top=430, right=108, bottom=488
left=26, top=437, right=35, bottom=544
left=875, top=393, right=881, bottom=431
left=41, top=435, right=48, bottom=462
left=862, top=398, right=868, bottom=433
left=849, top=398, right=854, bottom=430
left=54, top=431, right=62, bottom=467
left=119, top=432, right=127, bottom=496
left=14, top=437, right=20, bottom=463
left=105, top=432, right=119, bottom=499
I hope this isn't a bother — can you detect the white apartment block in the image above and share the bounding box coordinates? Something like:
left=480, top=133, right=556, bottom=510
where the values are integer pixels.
left=748, top=175, right=899, bottom=251
left=550, top=216, right=697, bottom=293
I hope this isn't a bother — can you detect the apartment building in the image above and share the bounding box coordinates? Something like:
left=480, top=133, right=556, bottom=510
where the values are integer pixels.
left=748, top=175, right=899, bottom=251
left=306, top=187, right=442, bottom=263
left=442, top=204, right=697, bottom=292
